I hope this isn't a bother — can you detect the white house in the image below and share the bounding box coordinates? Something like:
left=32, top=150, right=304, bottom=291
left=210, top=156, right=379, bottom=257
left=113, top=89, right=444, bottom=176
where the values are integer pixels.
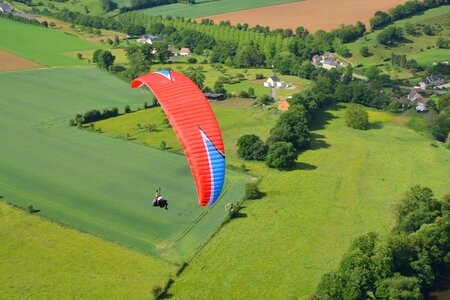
left=0, top=2, right=12, bottom=13
left=311, top=52, right=344, bottom=69
left=180, top=48, right=191, bottom=56
left=136, top=34, right=162, bottom=45
left=264, top=76, right=285, bottom=88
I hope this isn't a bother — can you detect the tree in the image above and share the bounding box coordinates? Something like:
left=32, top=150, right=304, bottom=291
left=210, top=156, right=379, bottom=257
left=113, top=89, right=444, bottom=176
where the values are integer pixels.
left=245, top=183, right=261, bottom=199
left=345, top=104, right=368, bottom=130
left=126, top=48, right=149, bottom=79
left=213, top=79, right=227, bottom=94
left=268, top=105, right=310, bottom=150
left=273, top=52, right=298, bottom=75
left=234, top=45, right=263, bottom=67
left=96, top=50, right=115, bottom=70
left=315, top=272, right=345, bottom=300
left=432, top=112, right=450, bottom=142
left=377, top=26, right=404, bottom=46
left=360, top=46, right=370, bottom=57
left=185, top=67, right=205, bottom=89
left=395, top=185, right=441, bottom=233
left=77, top=53, right=82, bottom=60
left=436, top=38, right=449, bottom=49
left=375, top=274, right=422, bottom=300
left=236, top=134, right=268, bottom=161
left=266, top=142, right=297, bottom=169
left=124, top=105, right=131, bottom=113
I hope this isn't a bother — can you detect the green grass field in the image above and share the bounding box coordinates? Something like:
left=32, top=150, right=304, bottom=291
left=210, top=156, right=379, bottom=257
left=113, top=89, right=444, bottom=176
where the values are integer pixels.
left=0, top=201, right=176, bottom=299
left=137, top=0, right=300, bottom=18
left=341, top=6, right=450, bottom=77
left=0, top=67, right=249, bottom=266
left=0, top=18, right=100, bottom=66
left=101, top=103, right=450, bottom=298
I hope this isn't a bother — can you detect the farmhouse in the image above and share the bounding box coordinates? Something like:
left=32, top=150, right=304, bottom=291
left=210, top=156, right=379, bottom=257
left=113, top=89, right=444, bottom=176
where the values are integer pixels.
left=419, top=75, right=444, bottom=90
left=264, top=76, right=286, bottom=88
left=180, top=48, right=191, bottom=56
left=0, top=2, right=12, bottom=13
left=136, top=34, right=162, bottom=45
left=408, top=90, right=424, bottom=103
left=312, top=52, right=344, bottom=70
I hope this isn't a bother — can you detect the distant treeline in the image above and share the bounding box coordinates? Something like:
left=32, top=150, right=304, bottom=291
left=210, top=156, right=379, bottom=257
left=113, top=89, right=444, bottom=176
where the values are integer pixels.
left=370, top=0, right=449, bottom=30
left=0, top=12, right=48, bottom=27
left=119, top=0, right=195, bottom=13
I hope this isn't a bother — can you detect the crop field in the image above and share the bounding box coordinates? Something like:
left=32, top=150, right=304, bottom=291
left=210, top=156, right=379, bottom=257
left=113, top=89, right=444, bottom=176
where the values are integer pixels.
left=104, top=103, right=450, bottom=298
left=197, top=0, right=407, bottom=32
left=0, top=67, right=249, bottom=267
left=138, top=0, right=300, bottom=18
left=0, top=201, right=176, bottom=299
left=341, top=6, right=450, bottom=76
left=0, top=18, right=100, bottom=66
left=0, top=50, right=42, bottom=72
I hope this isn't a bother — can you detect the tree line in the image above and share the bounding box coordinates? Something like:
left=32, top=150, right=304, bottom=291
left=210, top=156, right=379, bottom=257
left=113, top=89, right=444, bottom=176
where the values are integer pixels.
left=369, top=0, right=449, bottom=30
left=315, top=185, right=450, bottom=299
left=0, top=11, right=48, bottom=27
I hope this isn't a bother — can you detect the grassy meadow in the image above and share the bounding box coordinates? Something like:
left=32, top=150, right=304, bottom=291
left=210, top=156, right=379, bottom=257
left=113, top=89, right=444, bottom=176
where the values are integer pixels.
left=137, top=0, right=300, bottom=18
left=99, top=102, right=450, bottom=298
left=0, top=201, right=176, bottom=299
left=0, top=67, right=249, bottom=266
left=0, top=18, right=100, bottom=66
left=340, top=6, right=450, bottom=78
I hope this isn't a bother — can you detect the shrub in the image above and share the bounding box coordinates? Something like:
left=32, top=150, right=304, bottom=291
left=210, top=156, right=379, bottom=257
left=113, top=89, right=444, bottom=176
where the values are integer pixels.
left=160, top=141, right=166, bottom=150
left=345, top=104, right=368, bottom=130
left=27, top=205, right=35, bottom=214
left=225, top=203, right=240, bottom=217
left=245, top=183, right=261, bottom=199
left=266, top=142, right=297, bottom=169
left=236, top=134, right=268, bottom=161
left=152, top=285, right=162, bottom=298
left=187, top=57, right=197, bottom=64
left=360, top=46, right=370, bottom=57
left=69, top=119, right=76, bottom=126
left=124, top=105, right=131, bottom=113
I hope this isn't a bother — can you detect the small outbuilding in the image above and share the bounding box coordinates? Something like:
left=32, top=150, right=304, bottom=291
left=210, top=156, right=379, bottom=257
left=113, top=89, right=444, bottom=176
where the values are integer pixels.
left=136, top=34, right=162, bottom=45
left=204, top=92, right=225, bottom=101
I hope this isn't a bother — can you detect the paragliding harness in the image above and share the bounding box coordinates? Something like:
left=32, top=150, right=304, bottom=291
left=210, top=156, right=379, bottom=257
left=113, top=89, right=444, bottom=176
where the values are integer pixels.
left=153, top=188, right=168, bottom=210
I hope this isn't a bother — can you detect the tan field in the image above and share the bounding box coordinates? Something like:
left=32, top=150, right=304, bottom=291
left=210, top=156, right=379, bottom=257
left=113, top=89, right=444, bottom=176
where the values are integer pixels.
left=196, top=0, right=407, bottom=32
left=0, top=50, right=42, bottom=72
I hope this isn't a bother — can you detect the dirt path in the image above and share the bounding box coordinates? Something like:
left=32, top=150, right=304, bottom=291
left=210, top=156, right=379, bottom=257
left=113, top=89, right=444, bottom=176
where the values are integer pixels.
left=196, top=0, right=407, bottom=32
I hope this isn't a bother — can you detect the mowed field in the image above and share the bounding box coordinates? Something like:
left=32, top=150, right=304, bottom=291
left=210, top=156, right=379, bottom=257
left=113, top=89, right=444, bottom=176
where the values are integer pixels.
left=196, top=0, right=408, bottom=32
left=0, top=201, right=176, bottom=299
left=103, top=103, right=450, bottom=298
left=0, top=50, right=42, bottom=72
left=138, top=0, right=300, bottom=18
left=0, top=67, right=248, bottom=265
left=0, top=18, right=99, bottom=66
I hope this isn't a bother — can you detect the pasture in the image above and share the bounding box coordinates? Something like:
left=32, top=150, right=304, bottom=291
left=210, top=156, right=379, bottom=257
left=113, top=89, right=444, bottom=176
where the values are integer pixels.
left=196, top=0, right=407, bottom=32
left=0, top=50, right=42, bottom=72
left=0, top=201, right=176, bottom=298
left=107, top=103, right=450, bottom=298
left=341, top=6, right=450, bottom=75
left=0, top=67, right=249, bottom=265
left=138, top=0, right=300, bottom=18
left=0, top=18, right=99, bottom=67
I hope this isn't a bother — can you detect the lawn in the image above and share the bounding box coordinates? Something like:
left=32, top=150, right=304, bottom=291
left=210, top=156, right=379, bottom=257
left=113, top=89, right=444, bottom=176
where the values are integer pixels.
left=0, top=18, right=100, bottom=67
left=137, top=0, right=300, bottom=18
left=0, top=67, right=249, bottom=266
left=0, top=201, right=176, bottom=299
left=163, top=105, right=450, bottom=299
left=341, top=6, right=450, bottom=77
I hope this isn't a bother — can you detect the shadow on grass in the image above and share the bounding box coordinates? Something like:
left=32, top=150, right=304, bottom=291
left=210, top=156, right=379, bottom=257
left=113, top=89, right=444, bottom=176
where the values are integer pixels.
left=309, top=103, right=344, bottom=131
left=310, top=133, right=331, bottom=150
left=231, top=212, right=248, bottom=219
left=367, top=122, right=384, bottom=130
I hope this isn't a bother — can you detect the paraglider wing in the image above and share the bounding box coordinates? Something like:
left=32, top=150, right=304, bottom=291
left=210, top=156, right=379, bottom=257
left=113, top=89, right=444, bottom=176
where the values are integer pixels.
left=131, top=70, right=225, bottom=206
